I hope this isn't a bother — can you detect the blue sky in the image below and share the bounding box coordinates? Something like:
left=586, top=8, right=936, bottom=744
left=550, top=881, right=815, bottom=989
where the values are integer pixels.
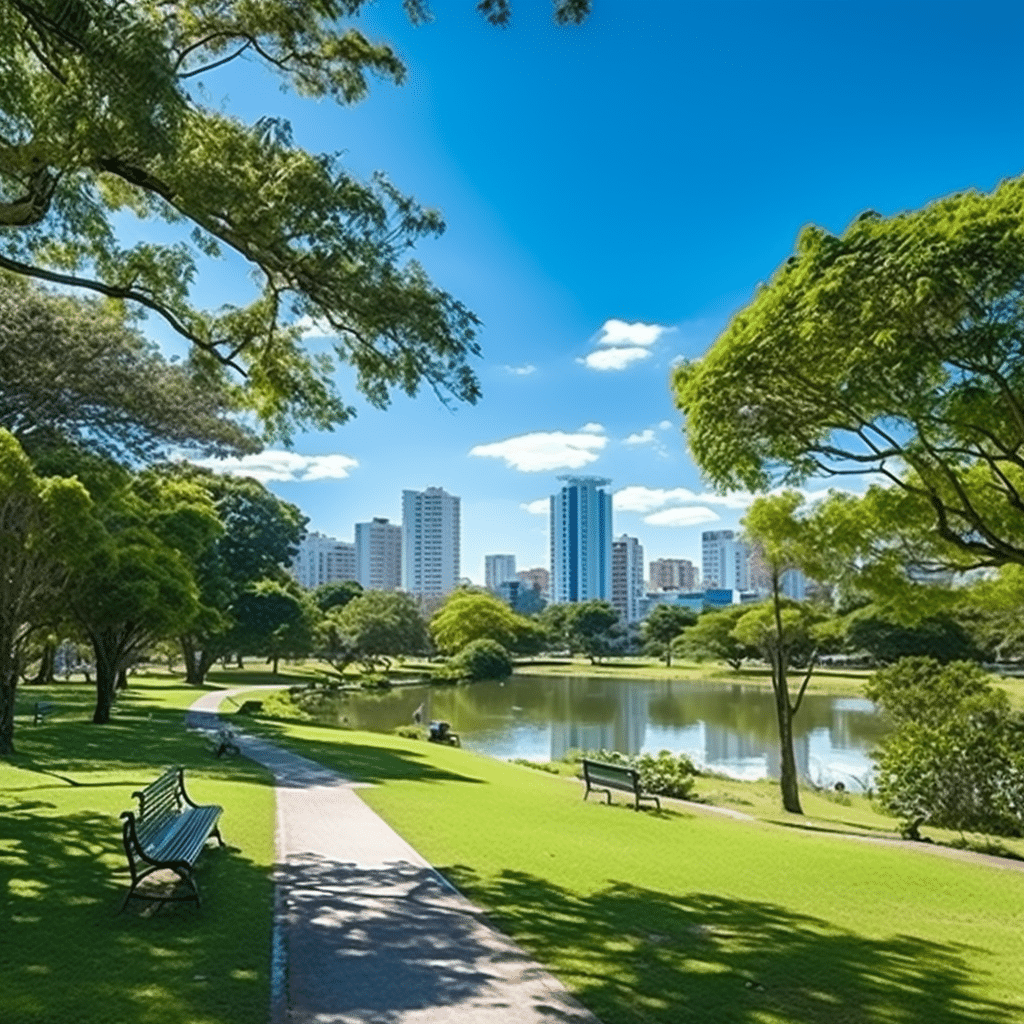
left=190, top=1, right=1024, bottom=582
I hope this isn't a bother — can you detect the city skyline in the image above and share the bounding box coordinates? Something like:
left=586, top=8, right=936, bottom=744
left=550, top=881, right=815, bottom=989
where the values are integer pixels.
left=186, top=4, right=1024, bottom=586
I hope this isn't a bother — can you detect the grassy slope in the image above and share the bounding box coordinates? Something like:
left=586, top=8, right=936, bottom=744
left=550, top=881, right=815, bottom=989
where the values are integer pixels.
left=1, top=678, right=275, bottom=1024
left=242, top=716, right=1024, bottom=1024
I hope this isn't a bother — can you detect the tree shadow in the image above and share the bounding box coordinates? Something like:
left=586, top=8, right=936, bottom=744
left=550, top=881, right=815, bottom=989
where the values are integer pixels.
left=275, top=854, right=593, bottom=1022
left=437, top=866, right=1023, bottom=1024
left=233, top=716, right=486, bottom=788
left=0, top=798, right=272, bottom=1024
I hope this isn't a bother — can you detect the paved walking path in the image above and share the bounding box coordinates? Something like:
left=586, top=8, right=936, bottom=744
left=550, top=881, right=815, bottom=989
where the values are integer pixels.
left=186, top=690, right=602, bottom=1024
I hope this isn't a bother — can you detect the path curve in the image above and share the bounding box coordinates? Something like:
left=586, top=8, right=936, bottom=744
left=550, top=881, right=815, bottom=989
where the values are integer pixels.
left=186, top=689, right=602, bottom=1024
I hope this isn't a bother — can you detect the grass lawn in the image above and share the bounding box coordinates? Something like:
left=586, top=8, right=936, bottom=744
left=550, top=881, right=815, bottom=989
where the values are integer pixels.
left=240, top=712, right=1024, bottom=1024
left=2, top=677, right=276, bottom=1024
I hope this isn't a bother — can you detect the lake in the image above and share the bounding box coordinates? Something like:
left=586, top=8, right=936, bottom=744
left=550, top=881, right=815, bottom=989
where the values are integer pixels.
left=311, top=673, right=887, bottom=790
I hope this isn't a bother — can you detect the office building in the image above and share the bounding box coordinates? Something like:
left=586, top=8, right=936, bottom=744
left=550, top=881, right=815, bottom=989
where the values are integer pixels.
left=649, top=557, right=699, bottom=591
left=291, top=531, right=356, bottom=590
left=402, top=487, right=460, bottom=597
left=516, top=567, right=550, bottom=600
left=612, top=534, right=645, bottom=624
left=485, top=554, right=517, bottom=591
left=702, top=530, right=750, bottom=591
left=355, top=517, right=402, bottom=591
left=550, top=476, right=613, bottom=604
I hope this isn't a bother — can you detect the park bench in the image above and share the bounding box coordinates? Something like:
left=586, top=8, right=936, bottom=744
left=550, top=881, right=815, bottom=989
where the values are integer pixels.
left=32, top=701, right=58, bottom=724
left=581, top=758, right=661, bottom=812
left=119, top=767, right=225, bottom=911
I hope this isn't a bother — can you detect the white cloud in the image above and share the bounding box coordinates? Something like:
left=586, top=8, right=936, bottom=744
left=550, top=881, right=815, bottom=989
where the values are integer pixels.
left=521, top=499, right=550, bottom=515
left=624, top=429, right=656, bottom=446
left=580, top=422, right=604, bottom=434
left=580, top=347, right=651, bottom=371
left=659, top=420, right=674, bottom=430
left=595, top=319, right=670, bottom=348
left=469, top=429, right=608, bottom=472
left=614, top=486, right=700, bottom=512
left=190, top=451, right=358, bottom=483
left=505, top=364, right=536, bottom=376
left=644, top=506, right=721, bottom=527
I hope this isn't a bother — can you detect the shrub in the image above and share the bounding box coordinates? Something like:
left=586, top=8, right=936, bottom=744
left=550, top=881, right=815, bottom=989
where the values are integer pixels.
left=866, top=658, right=1024, bottom=838
left=444, top=638, right=513, bottom=682
left=584, top=748, right=699, bottom=800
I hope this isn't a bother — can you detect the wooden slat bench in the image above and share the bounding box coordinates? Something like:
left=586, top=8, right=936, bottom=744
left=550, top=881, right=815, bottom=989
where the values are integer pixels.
left=119, top=767, right=224, bottom=912
left=33, top=701, right=58, bottom=724
left=582, top=758, right=661, bottom=812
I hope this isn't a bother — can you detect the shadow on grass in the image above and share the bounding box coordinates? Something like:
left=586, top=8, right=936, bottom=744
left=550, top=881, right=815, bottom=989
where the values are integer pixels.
left=238, top=717, right=486, bottom=788
left=439, top=866, right=1023, bottom=1024
left=8, top=708, right=273, bottom=789
left=0, top=800, right=272, bottom=1024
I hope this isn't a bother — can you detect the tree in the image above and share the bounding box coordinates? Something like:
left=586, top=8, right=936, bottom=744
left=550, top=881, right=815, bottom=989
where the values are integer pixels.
left=677, top=605, right=757, bottom=670
left=736, top=491, right=836, bottom=814
left=67, top=471, right=220, bottom=722
left=313, top=580, right=364, bottom=614
left=229, top=579, right=316, bottom=674
left=842, top=605, right=984, bottom=666
left=170, top=466, right=307, bottom=684
left=865, top=658, right=1024, bottom=839
left=430, top=590, right=544, bottom=656
left=0, top=1, right=590, bottom=436
left=0, top=430, right=93, bottom=753
left=563, top=601, right=623, bottom=663
left=674, top=178, right=1024, bottom=573
left=326, top=591, right=428, bottom=673
left=0, top=274, right=258, bottom=464
left=641, top=605, right=696, bottom=666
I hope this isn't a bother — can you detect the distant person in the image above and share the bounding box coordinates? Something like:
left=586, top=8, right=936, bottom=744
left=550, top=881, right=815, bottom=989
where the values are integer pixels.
left=412, top=703, right=424, bottom=725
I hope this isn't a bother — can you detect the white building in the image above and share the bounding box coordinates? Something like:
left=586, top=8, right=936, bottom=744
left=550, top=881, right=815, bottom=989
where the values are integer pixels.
left=550, top=476, right=613, bottom=604
left=291, top=531, right=356, bottom=590
left=402, top=487, right=461, bottom=598
left=355, top=517, right=402, bottom=591
left=612, top=535, right=645, bottom=624
left=702, top=530, right=750, bottom=591
left=485, top=554, right=517, bottom=591
left=649, top=557, right=699, bottom=591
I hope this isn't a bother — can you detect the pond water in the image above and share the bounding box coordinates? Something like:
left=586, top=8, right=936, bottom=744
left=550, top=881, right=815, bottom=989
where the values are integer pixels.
left=310, top=673, right=888, bottom=790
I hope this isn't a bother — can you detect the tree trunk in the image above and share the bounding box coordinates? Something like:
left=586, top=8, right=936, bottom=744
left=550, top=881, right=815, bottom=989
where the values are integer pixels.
left=30, top=641, right=55, bottom=685
left=0, top=664, right=19, bottom=756
left=91, top=630, right=124, bottom=724
left=773, top=658, right=803, bottom=814
left=181, top=635, right=217, bottom=687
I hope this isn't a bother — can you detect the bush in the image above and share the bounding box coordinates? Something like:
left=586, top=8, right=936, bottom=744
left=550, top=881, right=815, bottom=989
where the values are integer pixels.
left=584, top=748, right=699, bottom=800
left=866, top=658, right=1024, bottom=838
left=443, top=638, right=513, bottom=682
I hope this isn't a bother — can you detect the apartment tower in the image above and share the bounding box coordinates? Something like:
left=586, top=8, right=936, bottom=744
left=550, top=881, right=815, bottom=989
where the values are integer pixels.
left=550, top=476, right=613, bottom=604
left=402, top=487, right=461, bottom=598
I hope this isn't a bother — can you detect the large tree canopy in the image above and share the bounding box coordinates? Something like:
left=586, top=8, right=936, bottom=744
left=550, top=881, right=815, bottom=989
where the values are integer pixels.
left=0, top=273, right=258, bottom=462
left=674, top=177, right=1024, bottom=570
left=1, top=0, right=589, bottom=436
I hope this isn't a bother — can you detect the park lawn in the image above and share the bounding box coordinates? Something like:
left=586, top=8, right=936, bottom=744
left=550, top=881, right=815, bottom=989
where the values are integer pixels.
left=2, top=679, right=276, bottom=1024
left=243, top=716, right=1024, bottom=1024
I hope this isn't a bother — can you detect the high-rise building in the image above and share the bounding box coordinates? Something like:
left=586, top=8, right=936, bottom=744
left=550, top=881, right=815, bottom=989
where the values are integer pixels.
left=550, top=476, right=613, bottom=604
left=612, top=534, right=645, bottom=624
left=702, top=530, right=750, bottom=591
left=746, top=546, right=808, bottom=600
left=648, top=557, right=699, bottom=591
left=485, top=554, right=517, bottom=591
left=355, top=517, right=402, bottom=591
left=402, top=487, right=460, bottom=597
left=291, top=531, right=356, bottom=590
left=516, top=567, right=550, bottom=600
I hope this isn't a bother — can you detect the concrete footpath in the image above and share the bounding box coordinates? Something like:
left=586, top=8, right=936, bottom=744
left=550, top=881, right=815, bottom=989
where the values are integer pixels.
left=186, top=690, right=601, bottom=1024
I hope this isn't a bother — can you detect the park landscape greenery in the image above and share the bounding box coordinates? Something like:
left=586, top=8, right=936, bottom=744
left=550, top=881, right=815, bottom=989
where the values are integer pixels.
left=3, top=1, right=1024, bottom=1019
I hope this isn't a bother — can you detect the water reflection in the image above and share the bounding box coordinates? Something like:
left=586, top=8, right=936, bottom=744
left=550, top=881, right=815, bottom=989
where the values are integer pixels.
left=312, top=674, right=888, bottom=789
